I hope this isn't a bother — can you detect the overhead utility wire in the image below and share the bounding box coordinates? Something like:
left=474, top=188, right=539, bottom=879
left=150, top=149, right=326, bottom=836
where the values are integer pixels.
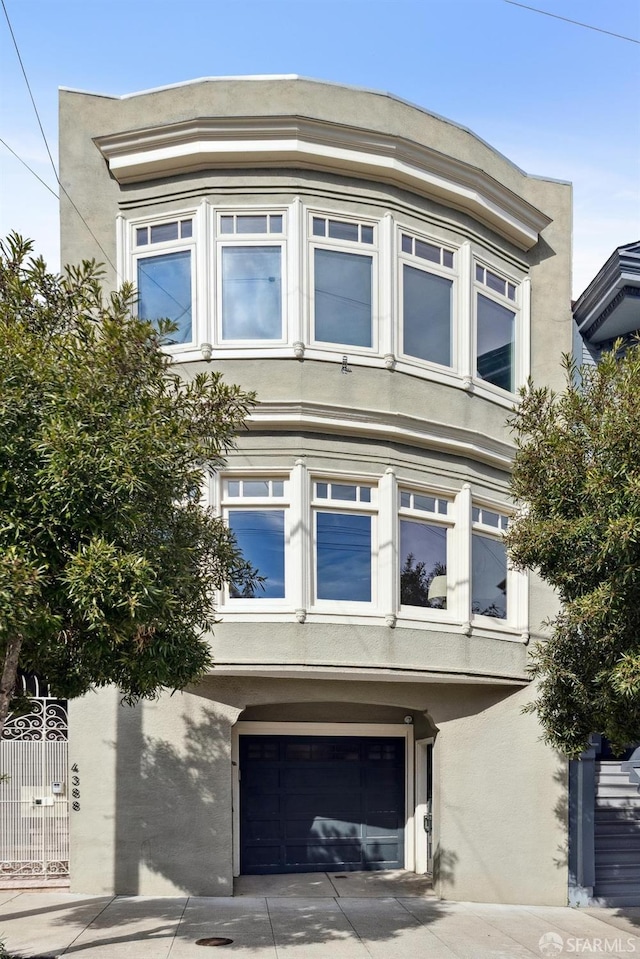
left=1, top=0, right=120, bottom=276
left=503, top=0, right=640, bottom=44
left=0, top=137, right=58, bottom=199
left=1, top=0, right=191, bottom=320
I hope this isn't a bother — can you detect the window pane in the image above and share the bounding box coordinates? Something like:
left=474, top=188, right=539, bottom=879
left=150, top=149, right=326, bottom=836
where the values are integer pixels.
left=401, top=234, right=412, bottom=254
left=229, top=510, right=285, bottom=599
left=272, top=480, right=284, bottom=497
left=316, top=512, right=371, bottom=602
left=476, top=264, right=484, bottom=282
left=222, top=246, right=282, bottom=340
left=137, top=250, right=192, bottom=343
left=150, top=222, right=179, bottom=243
left=270, top=215, right=283, bottom=233
left=313, top=217, right=326, bottom=236
left=482, top=509, right=500, bottom=528
left=507, top=283, right=516, bottom=301
left=314, top=249, right=372, bottom=348
left=316, top=483, right=328, bottom=499
left=414, top=494, right=436, bottom=513
left=243, top=480, right=270, bottom=497
left=328, top=219, right=358, bottom=241
left=477, top=294, right=515, bottom=391
left=400, top=491, right=411, bottom=508
left=237, top=215, right=268, bottom=234
left=361, top=225, right=374, bottom=244
left=359, top=487, right=371, bottom=503
left=332, top=484, right=357, bottom=501
left=403, top=265, right=452, bottom=367
left=472, top=534, right=507, bottom=619
left=400, top=519, right=447, bottom=609
left=228, top=480, right=240, bottom=497
left=136, top=227, right=148, bottom=246
left=220, top=216, right=234, bottom=234
left=486, top=271, right=506, bottom=295
left=180, top=220, right=193, bottom=238
left=415, top=240, right=440, bottom=263
left=443, top=250, right=454, bottom=268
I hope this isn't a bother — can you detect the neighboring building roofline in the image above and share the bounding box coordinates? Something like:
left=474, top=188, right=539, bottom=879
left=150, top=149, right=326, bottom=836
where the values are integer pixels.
left=574, top=241, right=640, bottom=339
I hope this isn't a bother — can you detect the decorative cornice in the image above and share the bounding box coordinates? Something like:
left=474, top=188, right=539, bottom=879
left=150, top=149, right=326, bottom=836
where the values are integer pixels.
left=94, top=115, right=550, bottom=251
left=246, top=401, right=514, bottom=469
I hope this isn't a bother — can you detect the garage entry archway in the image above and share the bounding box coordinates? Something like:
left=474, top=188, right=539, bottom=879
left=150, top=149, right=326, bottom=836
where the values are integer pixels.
left=233, top=723, right=413, bottom=875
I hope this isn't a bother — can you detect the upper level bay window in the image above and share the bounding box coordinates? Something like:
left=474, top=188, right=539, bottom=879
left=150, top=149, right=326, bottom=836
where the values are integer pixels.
left=313, top=480, right=376, bottom=604
left=135, top=218, right=194, bottom=344
left=475, top=264, right=518, bottom=393
left=399, top=490, right=451, bottom=610
left=217, top=213, right=285, bottom=342
left=311, top=215, right=376, bottom=350
left=399, top=234, right=455, bottom=368
left=223, top=477, right=287, bottom=600
left=471, top=505, right=509, bottom=620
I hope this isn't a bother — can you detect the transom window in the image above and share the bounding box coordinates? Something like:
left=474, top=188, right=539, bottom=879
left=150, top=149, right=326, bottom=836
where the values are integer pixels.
left=312, top=217, right=374, bottom=244
left=399, top=490, right=451, bottom=610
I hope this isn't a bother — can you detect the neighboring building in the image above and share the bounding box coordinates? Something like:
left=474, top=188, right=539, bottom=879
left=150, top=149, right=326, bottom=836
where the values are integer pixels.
left=573, top=240, right=640, bottom=364
left=569, top=243, right=640, bottom=908
left=58, top=76, right=573, bottom=905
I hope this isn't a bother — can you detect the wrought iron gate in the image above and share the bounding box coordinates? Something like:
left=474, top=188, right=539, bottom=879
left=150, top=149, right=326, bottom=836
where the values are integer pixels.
left=1, top=696, right=69, bottom=883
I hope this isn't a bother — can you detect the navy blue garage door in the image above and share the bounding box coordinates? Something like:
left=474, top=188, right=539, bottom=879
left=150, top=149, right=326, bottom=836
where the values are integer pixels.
left=240, top=735, right=405, bottom=874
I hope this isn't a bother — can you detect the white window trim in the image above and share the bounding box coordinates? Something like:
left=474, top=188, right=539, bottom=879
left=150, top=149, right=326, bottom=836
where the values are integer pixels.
left=219, top=473, right=292, bottom=610
left=231, top=721, right=415, bottom=877
left=398, top=485, right=455, bottom=623
left=472, top=254, right=525, bottom=398
left=127, top=207, right=201, bottom=352
left=307, top=207, right=380, bottom=355
left=213, top=208, right=289, bottom=348
left=310, top=476, right=379, bottom=613
left=396, top=226, right=458, bottom=374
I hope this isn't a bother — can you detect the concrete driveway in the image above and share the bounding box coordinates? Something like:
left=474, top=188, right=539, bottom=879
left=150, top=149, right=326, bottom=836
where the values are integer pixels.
left=1, top=873, right=639, bottom=958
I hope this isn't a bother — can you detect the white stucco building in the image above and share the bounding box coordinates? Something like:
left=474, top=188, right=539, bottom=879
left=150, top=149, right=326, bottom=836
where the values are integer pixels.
left=58, top=76, right=574, bottom=904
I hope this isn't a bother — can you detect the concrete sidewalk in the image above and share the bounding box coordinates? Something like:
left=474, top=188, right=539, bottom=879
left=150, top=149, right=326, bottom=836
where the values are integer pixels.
left=1, top=879, right=639, bottom=958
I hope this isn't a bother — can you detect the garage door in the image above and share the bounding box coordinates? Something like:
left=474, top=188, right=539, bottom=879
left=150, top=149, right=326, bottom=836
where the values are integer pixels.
left=240, top=735, right=405, bottom=874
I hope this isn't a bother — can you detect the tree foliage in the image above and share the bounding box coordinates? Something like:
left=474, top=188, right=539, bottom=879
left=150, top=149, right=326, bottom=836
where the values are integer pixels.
left=506, top=345, right=640, bottom=756
left=0, top=234, right=257, bottom=732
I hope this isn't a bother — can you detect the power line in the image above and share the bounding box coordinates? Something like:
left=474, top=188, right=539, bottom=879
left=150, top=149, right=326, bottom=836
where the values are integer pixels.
left=1, top=0, right=120, bottom=277
left=0, top=137, right=58, bottom=199
left=503, top=0, right=640, bottom=44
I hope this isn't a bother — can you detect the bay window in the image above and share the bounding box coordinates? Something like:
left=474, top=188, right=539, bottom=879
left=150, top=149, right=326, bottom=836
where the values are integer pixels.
left=217, top=213, right=284, bottom=342
left=399, top=491, right=451, bottom=610
left=475, top=264, right=518, bottom=392
left=471, top=505, right=509, bottom=620
left=313, top=480, right=375, bottom=604
left=311, top=215, right=375, bottom=349
left=400, top=233, right=455, bottom=368
left=224, top=478, right=287, bottom=600
left=135, top=217, right=194, bottom=344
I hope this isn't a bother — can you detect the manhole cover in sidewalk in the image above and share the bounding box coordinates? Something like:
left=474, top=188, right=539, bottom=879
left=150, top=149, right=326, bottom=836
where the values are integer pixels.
left=195, top=938, right=234, bottom=947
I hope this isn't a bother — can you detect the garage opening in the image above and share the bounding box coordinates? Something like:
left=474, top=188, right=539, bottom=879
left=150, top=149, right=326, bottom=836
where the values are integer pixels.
left=239, top=734, right=405, bottom=874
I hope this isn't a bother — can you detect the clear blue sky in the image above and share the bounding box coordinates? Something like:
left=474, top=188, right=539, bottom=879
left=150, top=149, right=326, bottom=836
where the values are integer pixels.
left=1, top=0, right=638, bottom=297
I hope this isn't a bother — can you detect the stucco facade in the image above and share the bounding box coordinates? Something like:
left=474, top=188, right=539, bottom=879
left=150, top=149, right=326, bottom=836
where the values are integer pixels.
left=60, top=76, right=573, bottom=904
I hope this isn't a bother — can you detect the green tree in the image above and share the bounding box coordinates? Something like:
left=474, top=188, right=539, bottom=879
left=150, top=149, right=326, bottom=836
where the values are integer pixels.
left=400, top=554, right=447, bottom=609
left=506, top=345, right=640, bottom=757
left=0, top=234, right=257, bottom=734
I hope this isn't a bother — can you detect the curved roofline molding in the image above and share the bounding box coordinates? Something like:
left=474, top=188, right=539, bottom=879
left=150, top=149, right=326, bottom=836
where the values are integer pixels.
left=94, top=115, right=550, bottom=251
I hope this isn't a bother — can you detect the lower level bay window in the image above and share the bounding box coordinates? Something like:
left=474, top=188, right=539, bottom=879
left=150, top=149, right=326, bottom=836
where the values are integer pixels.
left=224, top=478, right=287, bottom=600
left=313, top=481, right=374, bottom=604
left=471, top=506, right=509, bottom=620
